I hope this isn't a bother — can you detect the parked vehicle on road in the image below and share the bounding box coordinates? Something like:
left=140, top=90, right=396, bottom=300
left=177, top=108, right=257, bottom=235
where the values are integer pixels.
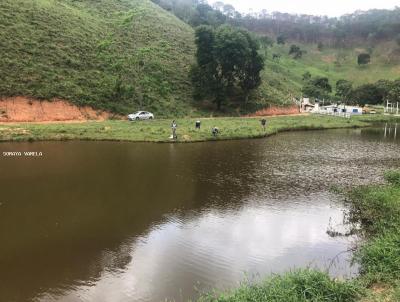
left=128, top=111, right=154, bottom=121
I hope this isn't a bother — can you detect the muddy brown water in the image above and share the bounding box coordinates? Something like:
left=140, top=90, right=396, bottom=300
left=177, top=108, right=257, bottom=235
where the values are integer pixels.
left=0, top=126, right=399, bottom=302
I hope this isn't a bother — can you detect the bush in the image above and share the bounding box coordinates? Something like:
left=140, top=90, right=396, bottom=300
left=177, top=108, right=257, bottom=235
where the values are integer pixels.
left=358, top=53, right=371, bottom=65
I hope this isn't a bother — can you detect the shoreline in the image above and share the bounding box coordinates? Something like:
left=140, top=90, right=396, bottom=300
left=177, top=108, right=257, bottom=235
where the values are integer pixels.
left=1, top=114, right=399, bottom=144
left=198, top=170, right=400, bottom=301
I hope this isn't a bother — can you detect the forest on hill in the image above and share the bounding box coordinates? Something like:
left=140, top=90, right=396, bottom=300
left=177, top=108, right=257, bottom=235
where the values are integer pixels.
left=153, top=0, right=400, bottom=46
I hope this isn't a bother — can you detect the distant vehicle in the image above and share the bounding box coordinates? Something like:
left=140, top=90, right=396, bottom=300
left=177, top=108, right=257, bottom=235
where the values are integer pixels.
left=128, top=111, right=154, bottom=121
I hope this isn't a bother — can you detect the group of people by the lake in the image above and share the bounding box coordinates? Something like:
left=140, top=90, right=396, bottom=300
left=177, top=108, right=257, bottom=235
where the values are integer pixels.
left=170, top=118, right=267, bottom=140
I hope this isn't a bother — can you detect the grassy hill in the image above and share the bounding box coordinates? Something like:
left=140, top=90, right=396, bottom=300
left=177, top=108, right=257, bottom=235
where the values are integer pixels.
left=254, top=41, right=400, bottom=107
left=0, top=0, right=195, bottom=116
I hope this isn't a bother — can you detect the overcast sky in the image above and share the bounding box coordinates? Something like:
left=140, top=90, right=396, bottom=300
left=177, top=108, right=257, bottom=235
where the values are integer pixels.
left=208, top=0, right=398, bottom=17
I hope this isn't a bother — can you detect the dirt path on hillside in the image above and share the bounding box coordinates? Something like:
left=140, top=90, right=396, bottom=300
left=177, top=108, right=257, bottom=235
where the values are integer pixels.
left=0, top=97, right=117, bottom=122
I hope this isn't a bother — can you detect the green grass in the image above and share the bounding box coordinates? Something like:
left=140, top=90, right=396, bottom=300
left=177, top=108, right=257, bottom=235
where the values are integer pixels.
left=199, top=270, right=362, bottom=302
left=1, top=114, right=398, bottom=143
left=0, top=0, right=195, bottom=116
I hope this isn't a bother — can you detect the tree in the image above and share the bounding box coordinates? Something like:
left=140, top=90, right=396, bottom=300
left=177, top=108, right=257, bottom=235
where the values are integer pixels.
left=212, top=1, right=224, bottom=12
left=190, top=3, right=226, bottom=27
left=277, top=34, right=286, bottom=45
left=191, top=25, right=264, bottom=110
left=222, top=4, right=236, bottom=18
left=259, top=35, right=274, bottom=48
left=375, top=79, right=393, bottom=100
left=350, top=83, right=383, bottom=105
left=302, top=76, right=332, bottom=99
left=289, top=44, right=304, bottom=59
left=237, top=30, right=265, bottom=103
left=388, top=79, right=400, bottom=103
left=357, top=53, right=371, bottom=65
left=272, top=53, right=281, bottom=61
left=302, top=72, right=311, bottom=82
left=190, top=26, right=218, bottom=101
left=335, top=79, right=353, bottom=103
left=349, top=79, right=399, bottom=106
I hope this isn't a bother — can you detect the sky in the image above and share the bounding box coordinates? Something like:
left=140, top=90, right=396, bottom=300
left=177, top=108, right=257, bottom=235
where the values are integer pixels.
left=208, top=0, right=399, bottom=17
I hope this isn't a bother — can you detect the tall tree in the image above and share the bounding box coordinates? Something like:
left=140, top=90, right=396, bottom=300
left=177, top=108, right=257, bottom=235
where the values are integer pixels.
left=388, top=79, right=400, bottom=103
left=191, top=25, right=264, bottom=110
left=302, top=76, right=332, bottom=99
left=237, top=30, right=264, bottom=103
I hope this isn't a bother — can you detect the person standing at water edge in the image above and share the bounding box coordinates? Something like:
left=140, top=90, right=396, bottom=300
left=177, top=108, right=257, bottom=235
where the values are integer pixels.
left=171, top=120, right=177, bottom=140
left=261, top=118, right=267, bottom=131
left=212, top=127, right=219, bottom=137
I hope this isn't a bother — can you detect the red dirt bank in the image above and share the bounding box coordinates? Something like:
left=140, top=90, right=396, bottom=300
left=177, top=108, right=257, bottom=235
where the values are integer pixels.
left=0, top=97, right=115, bottom=122
left=249, top=105, right=300, bottom=117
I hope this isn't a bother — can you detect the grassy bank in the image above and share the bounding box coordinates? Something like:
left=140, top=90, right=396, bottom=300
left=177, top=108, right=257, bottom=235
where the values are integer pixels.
left=198, top=270, right=363, bottom=302
left=198, top=170, right=400, bottom=302
left=0, top=114, right=399, bottom=143
left=348, top=170, right=400, bottom=302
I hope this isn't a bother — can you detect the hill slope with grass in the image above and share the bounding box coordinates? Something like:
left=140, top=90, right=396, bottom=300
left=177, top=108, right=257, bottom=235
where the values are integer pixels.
left=0, top=0, right=195, bottom=116
left=254, top=41, right=400, bottom=108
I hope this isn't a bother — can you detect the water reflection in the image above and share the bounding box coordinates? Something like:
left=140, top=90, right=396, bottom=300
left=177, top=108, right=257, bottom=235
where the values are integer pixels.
left=42, top=197, right=354, bottom=302
left=0, top=127, right=399, bottom=302
left=383, top=123, right=399, bottom=139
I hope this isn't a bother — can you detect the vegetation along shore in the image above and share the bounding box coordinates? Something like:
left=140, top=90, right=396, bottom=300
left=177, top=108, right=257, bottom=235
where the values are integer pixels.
left=198, top=170, right=400, bottom=302
left=1, top=114, right=400, bottom=143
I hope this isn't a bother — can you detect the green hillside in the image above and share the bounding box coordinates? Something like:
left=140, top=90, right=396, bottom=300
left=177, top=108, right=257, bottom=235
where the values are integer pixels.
left=255, top=41, right=400, bottom=107
left=0, top=0, right=195, bottom=116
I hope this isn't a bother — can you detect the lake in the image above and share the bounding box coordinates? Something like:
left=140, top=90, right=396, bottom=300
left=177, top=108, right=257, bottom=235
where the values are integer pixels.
left=0, top=125, right=399, bottom=302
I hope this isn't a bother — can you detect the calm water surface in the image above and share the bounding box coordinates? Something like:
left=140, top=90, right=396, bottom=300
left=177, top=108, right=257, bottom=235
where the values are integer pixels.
left=0, top=126, right=399, bottom=302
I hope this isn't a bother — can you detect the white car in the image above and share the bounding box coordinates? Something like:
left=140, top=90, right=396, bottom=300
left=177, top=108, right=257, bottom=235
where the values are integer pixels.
left=128, top=111, right=154, bottom=121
